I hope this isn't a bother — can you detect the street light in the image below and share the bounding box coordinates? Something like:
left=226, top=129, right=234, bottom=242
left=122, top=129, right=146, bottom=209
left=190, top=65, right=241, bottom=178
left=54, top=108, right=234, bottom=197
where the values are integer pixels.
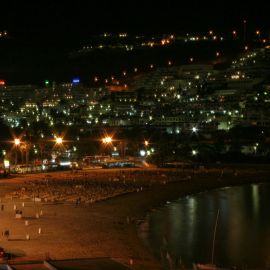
left=192, top=127, right=198, bottom=133
left=102, top=136, right=112, bottom=144
left=13, top=138, right=21, bottom=165
left=55, top=137, right=63, bottom=145
left=140, top=150, right=146, bottom=157
left=101, top=136, right=113, bottom=157
left=53, top=137, right=65, bottom=162
left=256, top=30, right=261, bottom=41
left=14, top=138, right=20, bottom=146
left=144, top=140, right=149, bottom=147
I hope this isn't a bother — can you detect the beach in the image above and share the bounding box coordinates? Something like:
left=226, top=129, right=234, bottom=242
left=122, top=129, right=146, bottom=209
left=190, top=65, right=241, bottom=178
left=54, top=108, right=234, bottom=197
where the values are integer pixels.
left=0, top=166, right=269, bottom=269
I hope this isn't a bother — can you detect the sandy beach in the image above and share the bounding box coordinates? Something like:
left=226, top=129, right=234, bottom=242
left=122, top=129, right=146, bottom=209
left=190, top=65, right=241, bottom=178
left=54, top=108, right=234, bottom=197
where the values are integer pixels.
left=0, top=166, right=269, bottom=269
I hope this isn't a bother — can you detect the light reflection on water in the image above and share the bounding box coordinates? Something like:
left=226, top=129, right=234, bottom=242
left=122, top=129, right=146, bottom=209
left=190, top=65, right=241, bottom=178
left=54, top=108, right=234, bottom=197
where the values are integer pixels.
left=139, top=183, right=270, bottom=268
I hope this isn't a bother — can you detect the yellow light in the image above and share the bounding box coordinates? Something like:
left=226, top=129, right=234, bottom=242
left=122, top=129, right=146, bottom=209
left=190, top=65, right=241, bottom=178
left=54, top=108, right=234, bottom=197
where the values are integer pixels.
left=55, top=137, right=63, bottom=144
left=144, top=140, right=149, bottom=146
left=4, top=160, right=10, bottom=168
left=14, top=138, right=20, bottom=145
left=102, top=136, right=112, bottom=144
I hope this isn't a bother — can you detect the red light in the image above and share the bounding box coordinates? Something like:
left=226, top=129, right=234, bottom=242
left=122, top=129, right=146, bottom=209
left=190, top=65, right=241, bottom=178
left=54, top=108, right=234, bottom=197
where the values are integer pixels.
left=0, top=80, right=5, bottom=86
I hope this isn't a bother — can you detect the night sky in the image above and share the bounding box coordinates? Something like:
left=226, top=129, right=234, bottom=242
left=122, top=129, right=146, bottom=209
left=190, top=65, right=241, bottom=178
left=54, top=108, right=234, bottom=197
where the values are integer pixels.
left=1, top=0, right=269, bottom=41
left=0, top=0, right=269, bottom=84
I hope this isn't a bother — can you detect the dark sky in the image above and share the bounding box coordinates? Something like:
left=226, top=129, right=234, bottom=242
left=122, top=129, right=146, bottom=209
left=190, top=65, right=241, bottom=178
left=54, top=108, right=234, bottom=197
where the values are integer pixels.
left=0, top=0, right=269, bottom=84
left=1, top=0, right=270, bottom=41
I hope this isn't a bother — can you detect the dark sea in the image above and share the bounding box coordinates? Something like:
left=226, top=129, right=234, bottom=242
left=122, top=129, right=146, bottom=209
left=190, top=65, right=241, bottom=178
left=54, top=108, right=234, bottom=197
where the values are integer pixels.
left=138, top=183, right=270, bottom=269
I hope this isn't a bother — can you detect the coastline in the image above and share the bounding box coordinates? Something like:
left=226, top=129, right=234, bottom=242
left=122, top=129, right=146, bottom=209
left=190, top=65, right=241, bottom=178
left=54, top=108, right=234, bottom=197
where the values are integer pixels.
left=104, top=168, right=270, bottom=269
left=0, top=167, right=269, bottom=269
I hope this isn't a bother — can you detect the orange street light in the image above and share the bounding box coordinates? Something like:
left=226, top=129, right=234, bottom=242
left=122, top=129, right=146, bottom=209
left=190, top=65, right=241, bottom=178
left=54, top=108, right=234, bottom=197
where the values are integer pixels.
left=144, top=140, right=149, bottom=146
left=55, top=137, right=63, bottom=144
left=14, top=138, right=21, bottom=165
left=14, top=138, right=20, bottom=146
left=102, top=136, right=112, bottom=144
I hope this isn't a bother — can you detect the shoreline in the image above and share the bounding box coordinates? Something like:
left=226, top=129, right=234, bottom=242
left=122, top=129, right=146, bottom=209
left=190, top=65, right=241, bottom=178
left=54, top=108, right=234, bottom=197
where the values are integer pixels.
left=99, top=168, right=270, bottom=269
left=0, top=168, right=269, bottom=269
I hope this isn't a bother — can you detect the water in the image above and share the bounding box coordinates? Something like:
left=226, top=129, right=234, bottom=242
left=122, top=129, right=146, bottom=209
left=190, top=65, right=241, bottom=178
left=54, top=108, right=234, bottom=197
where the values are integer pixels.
left=139, top=183, right=270, bottom=268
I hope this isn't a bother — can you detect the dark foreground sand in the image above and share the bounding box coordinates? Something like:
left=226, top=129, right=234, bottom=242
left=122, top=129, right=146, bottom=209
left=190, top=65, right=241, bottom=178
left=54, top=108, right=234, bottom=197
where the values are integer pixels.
left=0, top=166, right=269, bottom=270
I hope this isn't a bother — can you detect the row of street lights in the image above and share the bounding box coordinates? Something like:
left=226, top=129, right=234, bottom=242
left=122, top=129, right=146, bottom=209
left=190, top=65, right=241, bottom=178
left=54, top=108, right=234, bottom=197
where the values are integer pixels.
left=11, top=136, right=64, bottom=165
left=102, top=136, right=149, bottom=147
left=101, top=136, right=150, bottom=156
left=101, top=135, right=199, bottom=158
left=10, top=126, right=200, bottom=162
left=9, top=134, right=150, bottom=165
left=13, top=137, right=63, bottom=147
left=7, top=133, right=201, bottom=169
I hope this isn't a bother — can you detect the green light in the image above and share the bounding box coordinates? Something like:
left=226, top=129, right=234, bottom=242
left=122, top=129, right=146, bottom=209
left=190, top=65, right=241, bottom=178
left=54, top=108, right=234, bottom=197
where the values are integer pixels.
left=45, top=80, right=49, bottom=86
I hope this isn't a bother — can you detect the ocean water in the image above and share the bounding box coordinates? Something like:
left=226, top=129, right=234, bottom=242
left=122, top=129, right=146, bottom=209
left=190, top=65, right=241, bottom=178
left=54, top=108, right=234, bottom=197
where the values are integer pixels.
left=139, top=183, right=270, bottom=268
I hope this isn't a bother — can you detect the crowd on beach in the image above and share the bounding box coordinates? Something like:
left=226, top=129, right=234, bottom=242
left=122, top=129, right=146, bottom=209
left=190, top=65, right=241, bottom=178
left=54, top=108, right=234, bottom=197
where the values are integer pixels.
left=7, top=179, right=139, bottom=204
left=5, top=169, right=188, bottom=204
left=4, top=166, right=251, bottom=204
